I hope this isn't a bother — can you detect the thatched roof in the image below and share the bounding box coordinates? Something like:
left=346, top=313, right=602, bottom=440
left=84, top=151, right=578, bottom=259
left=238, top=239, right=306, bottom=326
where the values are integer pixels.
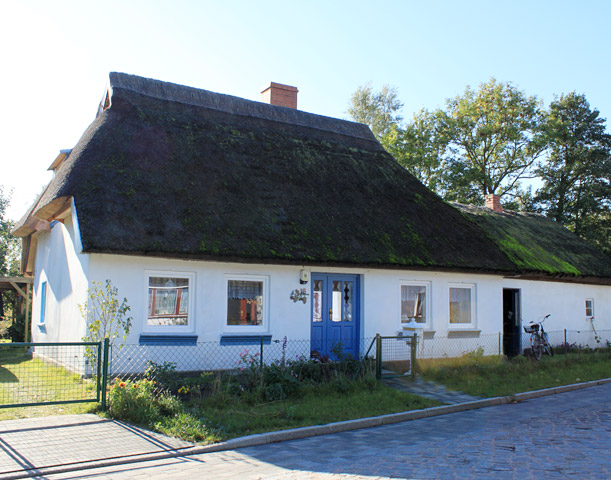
left=455, top=204, right=611, bottom=282
left=14, top=73, right=611, bottom=283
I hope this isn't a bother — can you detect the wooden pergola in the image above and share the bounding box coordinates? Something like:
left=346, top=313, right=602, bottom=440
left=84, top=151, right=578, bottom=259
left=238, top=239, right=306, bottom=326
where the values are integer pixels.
left=0, top=276, right=33, bottom=342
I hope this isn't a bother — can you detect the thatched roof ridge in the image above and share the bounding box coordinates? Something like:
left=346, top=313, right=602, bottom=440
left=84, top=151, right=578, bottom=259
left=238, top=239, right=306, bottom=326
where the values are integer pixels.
left=102, top=73, right=376, bottom=142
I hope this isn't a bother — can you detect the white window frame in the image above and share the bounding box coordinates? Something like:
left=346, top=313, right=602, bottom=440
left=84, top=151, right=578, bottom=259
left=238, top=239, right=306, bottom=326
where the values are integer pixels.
left=224, top=274, right=269, bottom=334
left=585, top=298, right=594, bottom=318
left=399, top=281, right=432, bottom=330
left=143, top=270, right=195, bottom=334
left=448, top=283, right=477, bottom=329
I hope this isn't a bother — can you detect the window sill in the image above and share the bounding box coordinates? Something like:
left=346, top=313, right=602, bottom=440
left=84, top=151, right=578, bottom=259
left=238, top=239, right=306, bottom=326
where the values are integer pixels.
left=220, top=335, right=272, bottom=346
left=139, top=334, right=198, bottom=346
left=447, top=328, right=481, bottom=336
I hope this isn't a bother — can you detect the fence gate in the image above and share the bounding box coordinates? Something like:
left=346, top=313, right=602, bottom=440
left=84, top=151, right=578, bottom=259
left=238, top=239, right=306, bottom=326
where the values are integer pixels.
left=0, top=341, right=109, bottom=409
left=368, top=334, right=417, bottom=380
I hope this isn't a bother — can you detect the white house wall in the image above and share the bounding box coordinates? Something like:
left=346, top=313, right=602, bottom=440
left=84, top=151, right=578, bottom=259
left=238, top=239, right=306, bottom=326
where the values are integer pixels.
left=503, top=278, right=611, bottom=346
left=32, top=210, right=90, bottom=344
left=87, top=256, right=511, bottom=342
left=33, top=242, right=611, bottom=369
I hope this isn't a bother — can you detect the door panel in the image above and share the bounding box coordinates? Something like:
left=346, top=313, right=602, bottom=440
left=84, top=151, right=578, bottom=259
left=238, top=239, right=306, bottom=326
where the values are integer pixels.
left=311, top=274, right=359, bottom=359
left=503, top=289, right=521, bottom=357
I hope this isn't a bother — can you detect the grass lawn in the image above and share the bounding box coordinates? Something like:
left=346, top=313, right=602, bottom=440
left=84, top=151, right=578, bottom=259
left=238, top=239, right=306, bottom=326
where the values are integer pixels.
left=0, top=347, right=99, bottom=420
left=195, top=379, right=439, bottom=439
left=418, top=349, right=611, bottom=398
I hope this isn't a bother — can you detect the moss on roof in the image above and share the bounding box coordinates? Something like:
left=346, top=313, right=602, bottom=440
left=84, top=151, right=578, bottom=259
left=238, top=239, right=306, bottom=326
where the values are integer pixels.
left=455, top=204, right=611, bottom=278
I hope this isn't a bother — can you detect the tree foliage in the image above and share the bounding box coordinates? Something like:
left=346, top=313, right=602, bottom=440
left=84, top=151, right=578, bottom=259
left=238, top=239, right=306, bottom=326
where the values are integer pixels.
left=0, top=186, right=20, bottom=327
left=437, top=78, right=546, bottom=204
left=535, top=92, right=611, bottom=255
left=382, top=109, right=445, bottom=191
left=347, top=83, right=403, bottom=140
left=0, top=186, right=19, bottom=277
left=347, top=80, right=611, bottom=256
left=80, top=280, right=132, bottom=352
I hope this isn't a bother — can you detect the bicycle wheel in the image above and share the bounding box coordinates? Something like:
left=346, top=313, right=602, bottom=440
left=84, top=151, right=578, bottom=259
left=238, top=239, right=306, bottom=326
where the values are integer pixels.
left=532, top=337, right=543, bottom=360
left=543, top=341, right=554, bottom=357
left=543, top=336, right=554, bottom=357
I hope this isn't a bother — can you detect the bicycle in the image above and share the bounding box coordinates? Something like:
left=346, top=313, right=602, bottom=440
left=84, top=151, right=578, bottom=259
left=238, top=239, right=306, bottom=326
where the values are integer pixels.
left=523, top=314, right=554, bottom=360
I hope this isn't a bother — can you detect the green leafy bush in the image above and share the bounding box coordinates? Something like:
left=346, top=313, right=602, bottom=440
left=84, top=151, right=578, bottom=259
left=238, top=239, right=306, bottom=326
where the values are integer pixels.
left=108, top=377, right=221, bottom=443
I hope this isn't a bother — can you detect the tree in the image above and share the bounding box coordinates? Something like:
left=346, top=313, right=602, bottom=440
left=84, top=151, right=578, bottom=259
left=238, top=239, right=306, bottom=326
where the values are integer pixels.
left=383, top=109, right=446, bottom=191
left=80, top=280, right=132, bottom=365
left=0, top=186, right=20, bottom=328
left=347, top=83, right=403, bottom=140
left=536, top=93, right=611, bottom=255
left=437, top=78, right=547, bottom=204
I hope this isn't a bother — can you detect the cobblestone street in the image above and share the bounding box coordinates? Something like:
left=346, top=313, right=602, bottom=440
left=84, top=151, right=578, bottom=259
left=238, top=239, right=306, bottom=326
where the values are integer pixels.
left=41, top=382, right=611, bottom=479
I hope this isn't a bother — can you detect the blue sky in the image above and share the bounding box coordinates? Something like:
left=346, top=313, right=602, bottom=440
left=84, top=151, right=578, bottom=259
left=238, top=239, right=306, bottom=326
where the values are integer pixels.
left=2, top=0, right=610, bottom=220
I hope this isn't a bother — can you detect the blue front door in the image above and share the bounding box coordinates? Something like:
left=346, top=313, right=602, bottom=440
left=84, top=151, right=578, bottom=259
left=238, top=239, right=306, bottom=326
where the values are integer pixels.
left=311, top=274, right=359, bottom=359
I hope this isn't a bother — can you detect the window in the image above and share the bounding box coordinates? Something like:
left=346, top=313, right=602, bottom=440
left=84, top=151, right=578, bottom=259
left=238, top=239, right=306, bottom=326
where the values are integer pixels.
left=585, top=299, right=594, bottom=317
left=227, top=280, right=264, bottom=326
left=40, top=281, right=47, bottom=324
left=401, top=282, right=431, bottom=329
left=146, top=273, right=194, bottom=330
left=225, top=276, right=268, bottom=331
left=449, top=284, right=475, bottom=327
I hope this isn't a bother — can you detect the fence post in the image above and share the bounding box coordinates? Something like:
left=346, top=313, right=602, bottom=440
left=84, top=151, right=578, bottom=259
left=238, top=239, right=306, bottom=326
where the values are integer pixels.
left=101, top=338, right=110, bottom=411
left=375, top=334, right=382, bottom=380
left=260, top=336, right=264, bottom=369
left=411, top=333, right=417, bottom=379
left=564, top=329, right=568, bottom=363
left=498, top=332, right=502, bottom=356
left=96, top=342, right=103, bottom=402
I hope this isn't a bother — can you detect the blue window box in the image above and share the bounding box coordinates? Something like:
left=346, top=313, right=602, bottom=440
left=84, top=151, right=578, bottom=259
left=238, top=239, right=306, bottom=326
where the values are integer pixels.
left=220, top=335, right=272, bottom=346
left=139, top=335, right=198, bottom=346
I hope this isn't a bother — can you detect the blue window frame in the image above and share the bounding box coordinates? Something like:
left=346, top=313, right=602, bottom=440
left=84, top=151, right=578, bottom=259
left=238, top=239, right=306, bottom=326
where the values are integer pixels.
left=38, top=281, right=47, bottom=332
left=40, top=281, right=47, bottom=324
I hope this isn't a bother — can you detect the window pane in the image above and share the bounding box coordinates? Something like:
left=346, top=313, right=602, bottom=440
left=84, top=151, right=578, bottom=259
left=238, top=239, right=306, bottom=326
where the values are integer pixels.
left=449, top=287, right=471, bottom=324
left=40, top=281, right=47, bottom=324
left=343, top=281, right=353, bottom=322
left=227, top=280, right=263, bottom=326
left=401, top=285, right=426, bottom=324
left=331, top=281, right=341, bottom=322
left=148, top=277, right=189, bottom=326
left=312, top=280, right=322, bottom=323
left=585, top=299, right=593, bottom=317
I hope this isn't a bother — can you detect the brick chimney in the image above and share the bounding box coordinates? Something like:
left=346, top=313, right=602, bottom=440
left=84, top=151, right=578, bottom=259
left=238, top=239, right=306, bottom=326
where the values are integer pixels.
left=485, top=194, right=503, bottom=213
left=261, top=82, right=298, bottom=109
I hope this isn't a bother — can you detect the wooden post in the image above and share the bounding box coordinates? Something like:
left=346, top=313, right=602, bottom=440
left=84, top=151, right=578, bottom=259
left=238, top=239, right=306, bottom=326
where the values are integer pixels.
left=411, top=333, right=418, bottom=379
left=24, top=284, right=31, bottom=343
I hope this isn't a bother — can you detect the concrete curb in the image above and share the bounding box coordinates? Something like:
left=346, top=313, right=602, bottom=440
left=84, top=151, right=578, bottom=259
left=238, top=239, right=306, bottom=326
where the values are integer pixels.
left=6, top=377, right=610, bottom=479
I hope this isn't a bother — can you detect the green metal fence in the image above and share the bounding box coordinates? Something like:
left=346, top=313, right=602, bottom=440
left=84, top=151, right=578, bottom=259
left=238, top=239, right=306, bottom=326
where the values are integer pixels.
left=370, top=334, right=417, bottom=380
left=0, top=340, right=109, bottom=409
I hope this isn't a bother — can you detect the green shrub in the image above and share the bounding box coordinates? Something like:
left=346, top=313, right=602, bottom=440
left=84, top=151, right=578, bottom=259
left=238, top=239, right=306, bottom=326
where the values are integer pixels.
left=144, top=361, right=178, bottom=393
left=108, top=378, right=162, bottom=425
left=108, top=377, right=222, bottom=444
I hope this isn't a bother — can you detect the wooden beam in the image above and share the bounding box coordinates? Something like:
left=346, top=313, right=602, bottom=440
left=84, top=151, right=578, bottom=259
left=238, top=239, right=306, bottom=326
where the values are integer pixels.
left=0, top=276, right=33, bottom=284
left=9, top=281, right=28, bottom=300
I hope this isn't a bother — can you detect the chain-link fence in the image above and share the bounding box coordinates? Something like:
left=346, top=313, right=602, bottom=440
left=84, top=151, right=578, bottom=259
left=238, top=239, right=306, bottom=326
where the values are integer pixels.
left=415, top=329, right=611, bottom=361
left=2, top=328, right=607, bottom=409
left=0, top=342, right=102, bottom=408
left=110, top=337, right=378, bottom=379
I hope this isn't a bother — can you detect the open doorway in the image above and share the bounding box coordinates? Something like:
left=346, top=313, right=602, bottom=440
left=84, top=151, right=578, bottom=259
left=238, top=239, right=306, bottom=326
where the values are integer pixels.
left=503, top=289, right=521, bottom=357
